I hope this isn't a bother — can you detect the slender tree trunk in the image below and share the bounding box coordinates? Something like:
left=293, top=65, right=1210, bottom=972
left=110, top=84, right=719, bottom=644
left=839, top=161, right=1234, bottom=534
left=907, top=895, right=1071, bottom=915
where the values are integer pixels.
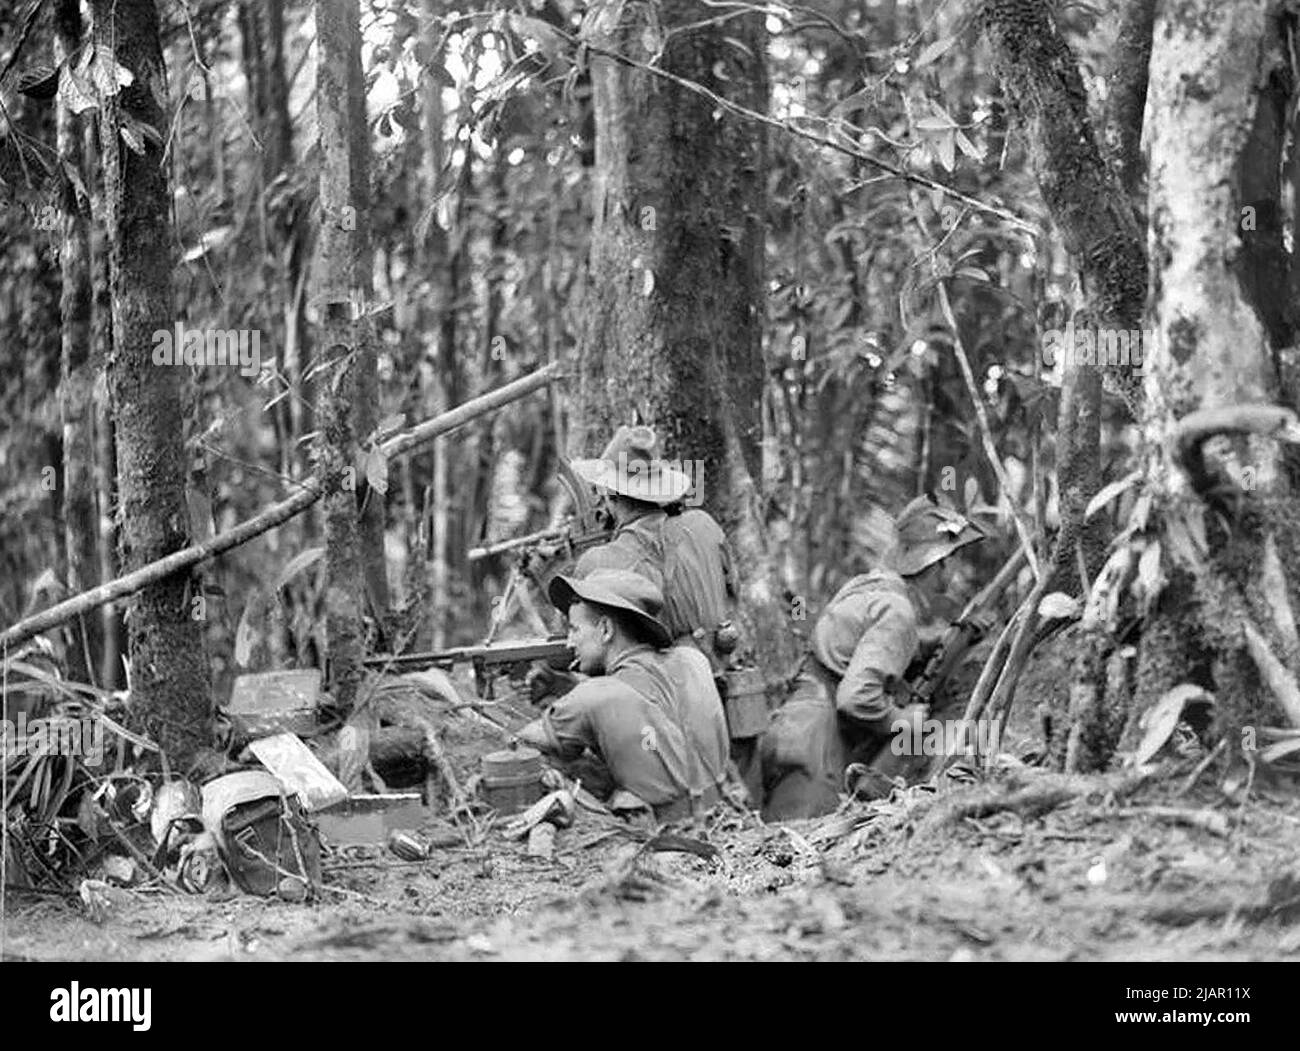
left=419, top=0, right=450, bottom=648
left=90, top=0, right=211, bottom=763
left=56, top=0, right=100, bottom=684
left=345, top=0, right=391, bottom=635
left=1103, top=0, right=1158, bottom=207
left=315, top=0, right=367, bottom=710
left=978, top=0, right=1147, bottom=582
left=578, top=0, right=797, bottom=684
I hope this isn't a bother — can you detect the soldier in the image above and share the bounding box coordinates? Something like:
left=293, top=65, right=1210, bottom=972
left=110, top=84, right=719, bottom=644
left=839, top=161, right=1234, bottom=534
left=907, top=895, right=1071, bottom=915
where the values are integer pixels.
left=515, top=569, right=730, bottom=822
left=567, top=424, right=733, bottom=673
left=555, top=425, right=770, bottom=798
left=759, top=497, right=987, bottom=821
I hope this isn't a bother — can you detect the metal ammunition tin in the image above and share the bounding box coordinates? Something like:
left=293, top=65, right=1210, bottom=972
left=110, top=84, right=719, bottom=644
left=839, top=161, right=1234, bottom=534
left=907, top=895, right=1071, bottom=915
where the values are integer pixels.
left=481, top=746, right=544, bottom=815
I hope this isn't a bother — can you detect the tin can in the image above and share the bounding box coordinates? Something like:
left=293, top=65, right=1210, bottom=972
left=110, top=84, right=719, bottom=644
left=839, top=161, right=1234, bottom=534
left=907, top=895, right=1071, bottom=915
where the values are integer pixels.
left=388, top=830, right=430, bottom=861
left=481, top=745, right=544, bottom=816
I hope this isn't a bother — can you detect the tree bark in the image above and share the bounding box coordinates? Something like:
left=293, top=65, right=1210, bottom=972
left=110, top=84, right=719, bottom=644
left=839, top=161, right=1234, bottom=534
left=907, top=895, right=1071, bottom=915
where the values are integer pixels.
left=577, top=0, right=798, bottom=684
left=315, top=0, right=368, bottom=711
left=56, top=0, right=100, bottom=684
left=973, top=0, right=1150, bottom=752
left=90, top=0, right=212, bottom=765
left=345, top=0, right=391, bottom=635
left=1137, top=0, right=1300, bottom=750
left=1103, top=0, right=1158, bottom=207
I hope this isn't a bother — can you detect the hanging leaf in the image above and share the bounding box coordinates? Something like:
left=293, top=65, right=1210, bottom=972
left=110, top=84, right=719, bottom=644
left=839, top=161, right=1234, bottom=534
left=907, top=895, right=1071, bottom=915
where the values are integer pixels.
left=1038, top=592, right=1081, bottom=620
left=510, top=13, right=569, bottom=61
left=30, top=566, right=63, bottom=596
left=1131, top=491, right=1153, bottom=532
left=233, top=598, right=258, bottom=667
left=1085, top=470, right=1141, bottom=519
left=955, top=130, right=984, bottom=161
left=830, top=87, right=874, bottom=118
left=57, top=69, right=98, bottom=115
left=916, top=36, right=959, bottom=67
left=118, top=111, right=162, bottom=155
left=1084, top=543, right=1136, bottom=630
left=1133, top=684, right=1214, bottom=766
left=1165, top=504, right=1208, bottom=571
left=1135, top=540, right=1164, bottom=612
left=88, top=44, right=134, bottom=96
left=276, top=547, right=324, bottom=591
left=365, top=447, right=390, bottom=496
left=935, top=130, right=956, bottom=171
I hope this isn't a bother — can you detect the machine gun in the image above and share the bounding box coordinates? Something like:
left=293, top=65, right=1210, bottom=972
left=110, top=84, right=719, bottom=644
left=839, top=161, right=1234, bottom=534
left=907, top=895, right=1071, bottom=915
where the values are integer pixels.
left=469, top=457, right=614, bottom=641
left=363, top=636, right=574, bottom=700
left=907, top=548, right=1026, bottom=708
left=468, top=457, right=613, bottom=586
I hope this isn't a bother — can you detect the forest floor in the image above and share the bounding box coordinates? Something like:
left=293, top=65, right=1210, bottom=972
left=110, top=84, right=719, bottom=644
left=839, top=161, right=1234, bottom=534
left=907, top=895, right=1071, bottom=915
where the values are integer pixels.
left=4, top=649, right=1299, bottom=962
left=5, top=762, right=1299, bottom=962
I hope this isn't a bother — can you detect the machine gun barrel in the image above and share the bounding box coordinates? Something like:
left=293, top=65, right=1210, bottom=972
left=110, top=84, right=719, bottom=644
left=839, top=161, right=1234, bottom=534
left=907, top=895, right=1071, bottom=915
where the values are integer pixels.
left=363, top=636, right=573, bottom=671
left=467, top=526, right=569, bottom=562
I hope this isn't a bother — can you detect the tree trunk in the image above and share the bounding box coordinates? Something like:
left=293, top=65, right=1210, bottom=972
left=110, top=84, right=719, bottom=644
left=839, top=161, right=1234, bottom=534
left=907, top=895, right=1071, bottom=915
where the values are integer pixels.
left=314, top=0, right=367, bottom=711
left=56, top=0, right=100, bottom=684
left=419, top=0, right=450, bottom=648
left=346, top=1, right=392, bottom=637
left=90, top=0, right=212, bottom=764
left=1136, top=0, right=1300, bottom=749
left=978, top=0, right=1147, bottom=575
left=577, top=0, right=798, bottom=684
left=1103, top=0, right=1158, bottom=208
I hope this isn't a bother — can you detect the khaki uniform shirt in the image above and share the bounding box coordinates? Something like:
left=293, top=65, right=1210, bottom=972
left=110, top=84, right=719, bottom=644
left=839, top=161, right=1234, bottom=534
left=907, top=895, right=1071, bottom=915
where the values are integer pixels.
left=537, top=644, right=729, bottom=807
left=574, top=508, right=733, bottom=666
left=811, top=569, right=920, bottom=734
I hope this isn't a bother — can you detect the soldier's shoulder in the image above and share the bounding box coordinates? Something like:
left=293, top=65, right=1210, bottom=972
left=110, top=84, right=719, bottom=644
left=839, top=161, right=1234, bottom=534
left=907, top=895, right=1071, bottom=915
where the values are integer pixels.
left=673, top=507, right=726, bottom=538
left=664, top=641, right=712, bottom=671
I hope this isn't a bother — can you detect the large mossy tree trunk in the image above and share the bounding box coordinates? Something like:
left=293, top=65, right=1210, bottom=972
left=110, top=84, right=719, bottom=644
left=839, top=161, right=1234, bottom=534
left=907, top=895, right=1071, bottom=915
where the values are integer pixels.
left=91, top=0, right=212, bottom=764
left=1126, top=0, right=1300, bottom=761
left=576, top=0, right=798, bottom=685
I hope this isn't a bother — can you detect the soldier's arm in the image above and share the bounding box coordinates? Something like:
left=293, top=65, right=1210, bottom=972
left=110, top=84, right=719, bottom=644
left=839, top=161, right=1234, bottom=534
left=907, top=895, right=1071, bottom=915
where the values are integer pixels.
left=519, top=683, right=600, bottom=761
left=834, top=592, right=920, bottom=735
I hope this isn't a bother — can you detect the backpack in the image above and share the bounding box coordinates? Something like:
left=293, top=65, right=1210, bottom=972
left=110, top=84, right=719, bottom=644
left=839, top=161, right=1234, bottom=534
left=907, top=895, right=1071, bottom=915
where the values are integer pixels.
left=200, top=770, right=321, bottom=899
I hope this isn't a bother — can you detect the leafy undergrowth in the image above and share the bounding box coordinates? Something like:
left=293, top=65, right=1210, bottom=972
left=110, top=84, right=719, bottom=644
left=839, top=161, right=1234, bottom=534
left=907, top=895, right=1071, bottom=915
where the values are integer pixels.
left=5, top=764, right=1298, bottom=962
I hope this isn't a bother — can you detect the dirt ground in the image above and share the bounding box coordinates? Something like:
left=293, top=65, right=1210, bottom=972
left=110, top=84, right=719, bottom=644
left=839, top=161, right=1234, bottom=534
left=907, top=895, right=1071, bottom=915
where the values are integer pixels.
left=4, top=657, right=1299, bottom=963
left=5, top=764, right=1299, bottom=962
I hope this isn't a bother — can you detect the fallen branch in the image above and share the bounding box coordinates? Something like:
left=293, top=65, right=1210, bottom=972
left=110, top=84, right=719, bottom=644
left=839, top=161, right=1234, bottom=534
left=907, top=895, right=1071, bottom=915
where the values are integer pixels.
left=918, top=770, right=1148, bottom=835
left=0, top=365, right=561, bottom=652
left=1113, top=805, right=1230, bottom=837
